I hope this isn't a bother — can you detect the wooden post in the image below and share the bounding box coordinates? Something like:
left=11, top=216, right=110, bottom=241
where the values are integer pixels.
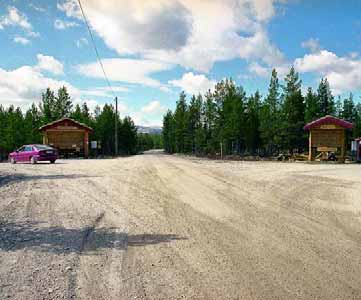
left=84, top=131, right=89, bottom=158
left=340, top=130, right=345, bottom=163
left=43, top=132, right=48, bottom=145
left=308, top=130, right=313, bottom=161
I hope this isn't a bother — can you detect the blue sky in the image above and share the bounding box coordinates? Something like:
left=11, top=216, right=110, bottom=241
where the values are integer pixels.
left=0, top=0, right=360, bottom=126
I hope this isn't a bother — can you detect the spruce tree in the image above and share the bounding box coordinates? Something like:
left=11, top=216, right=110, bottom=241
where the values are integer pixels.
left=282, top=66, right=305, bottom=153
left=55, top=86, right=72, bottom=119
left=260, top=69, right=281, bottom=154
left=317, top=78, right=335, bottom=116
left=174, top=92, right=188, bottom=153
left=342, top=93, right=356, bottom=122
left=39, top=88, right=56, bottom=123
left=304, top=87, right=320, bottom=123
left=245, top=91, right=261, bottom=154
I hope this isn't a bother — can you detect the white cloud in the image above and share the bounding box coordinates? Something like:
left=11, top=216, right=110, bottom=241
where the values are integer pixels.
left=301, top=38, right=321, bottom=53
left=169, top=72, right=216, bottom=95
left=0, top=64, right=79, bottom=110
left=57, top=0, right=82, bottom=19
left=0, top=6, right=32, bottom=30
left=81, top=86, right=129, bottom=98
left=76, top=37, right=88, bottom=48
left=76, top=58, right=173, bottom=87
left=54, top=19, right=79, bottom=30
left=294, top=50, right=361, bottom=94
left=57, top=0, right=285, bottom=72
left=0, top=6, right=39, bottom=37
left=13, top=36, right=30, bottom=45
left=248, top=62, right=269, bottom=77
left=35, top=54, right=64, bottom=76
left=29, top=3, right=46, bottom=13
left=141, top=100, right=166, bottom=114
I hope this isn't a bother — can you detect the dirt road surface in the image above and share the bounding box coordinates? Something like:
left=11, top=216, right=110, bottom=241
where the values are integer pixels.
left=1, top=152, right=361, bottom=299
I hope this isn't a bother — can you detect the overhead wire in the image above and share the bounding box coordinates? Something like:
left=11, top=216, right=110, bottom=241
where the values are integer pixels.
left=76, top=0, right=115, bottom=97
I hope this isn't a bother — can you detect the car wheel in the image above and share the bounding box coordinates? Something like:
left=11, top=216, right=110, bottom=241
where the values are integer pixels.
left=30, top=156, right=37, bottom=164
left=50, top=160, right=56, bottom=164
left=10, top=157, right=16, bottom=164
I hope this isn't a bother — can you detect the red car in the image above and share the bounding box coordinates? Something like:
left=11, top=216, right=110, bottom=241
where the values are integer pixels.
left=9, top=144, right=58, bottom=164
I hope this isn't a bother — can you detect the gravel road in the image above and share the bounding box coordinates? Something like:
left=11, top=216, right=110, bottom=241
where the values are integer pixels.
left=1, top=152, right=361, bottom=299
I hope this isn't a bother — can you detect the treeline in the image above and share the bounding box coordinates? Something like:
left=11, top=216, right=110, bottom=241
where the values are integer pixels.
left=0, top=86, right=141, bottom=160
left=163, top=67, right=361, bottom=156
left=137, top=133, right=163, bottom=152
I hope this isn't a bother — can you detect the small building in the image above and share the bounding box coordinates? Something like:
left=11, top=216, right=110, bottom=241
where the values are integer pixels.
left=303, top=115, right=353, bottom=162
left=39, top=118, right=93, bottom=158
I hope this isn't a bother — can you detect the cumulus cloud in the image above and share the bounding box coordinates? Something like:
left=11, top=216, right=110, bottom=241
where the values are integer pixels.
left=13, top=36, right=30, bottom=45
left=294, top=50, right=361, bottom=94
left=169, top=72, right=216, bottom=95
left=35, top=54, right=64, bottom=75
left=29, top=3, right=46, bottom=13
left=0, top=6, right=39, bottom=37
left=76, top=58, right=173, bottom=87
left=81, top=86, right=129, bottom=98
left=141, top=100, right=167, bottom=114
left=301, top=38, right=321, bottom=53
left=248, top=62, right=269, bottom=77
left=0, top=64, right=79, bottom=109
left=57, top=0, right=285, bottom=72
left=54, top=19, right=79, bottom=30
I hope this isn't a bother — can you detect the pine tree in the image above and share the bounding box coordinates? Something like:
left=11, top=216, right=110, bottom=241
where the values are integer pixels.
left=335, top=96, right=343, bottom=118
left=173, top=92, right=188, bottom=153
left=39, top=88, right=56, bottom=123
left=318, top=78, right=335, bottom=116
left=187, top=95, right=202, bottom=153
left=71, top=104, right=83, bottom=121
left=304, top=87, right=320, bottom=123
left=24, top=103, right=42, bottom=144
left=282, top=66, right=305, bottom=153
left=245, top=91, right=261, bottom=154
left=260, top=69, right=281, bottom=154
left=203, top=90, right=217, bottom=154
left=119, top=116, right=137, bottom=155
left=353, top=103, right=361, bottom=139
left=342, top=93, right=356, bottom=122
left=162, top=110, right=176, bottom=153
left=55, top=86, right=72, bottom=119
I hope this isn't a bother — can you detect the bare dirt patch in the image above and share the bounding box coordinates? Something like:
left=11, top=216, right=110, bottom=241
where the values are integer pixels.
left=1, top=153, right=361, bottom=299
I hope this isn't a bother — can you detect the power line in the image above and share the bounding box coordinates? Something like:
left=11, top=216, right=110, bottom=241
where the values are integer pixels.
left=77, top=0, right=115, bottom=97
left=77, top=0, right=118, bottom=156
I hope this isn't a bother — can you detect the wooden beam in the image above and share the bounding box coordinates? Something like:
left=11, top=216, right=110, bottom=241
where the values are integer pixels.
left=340, top=130, right=345, bottom=163
left=84, top=131, right=89, bottom=158
left=308, top=130, right=312, bottom=161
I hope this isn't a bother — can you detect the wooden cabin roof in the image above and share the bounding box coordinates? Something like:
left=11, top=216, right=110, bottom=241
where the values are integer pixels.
left=303, top=115, right=353, bottom=130
left=39, top=118, right=93, bottom=132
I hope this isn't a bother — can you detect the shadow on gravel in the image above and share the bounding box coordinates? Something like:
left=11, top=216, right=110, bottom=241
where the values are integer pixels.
left=0, top=174, right=98, bottom=188
left=0, top=221, right=186, bottom=254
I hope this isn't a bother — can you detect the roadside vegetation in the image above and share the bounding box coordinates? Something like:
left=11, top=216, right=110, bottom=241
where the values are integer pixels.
left=162, top=67, right=361, bottom=158
left=0, top=86, right=160, bottom=160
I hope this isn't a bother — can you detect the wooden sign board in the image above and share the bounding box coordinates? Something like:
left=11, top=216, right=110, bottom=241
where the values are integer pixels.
left=317, top=147, right=337, bottom=152
left=320, top=124, right=337, bottom=129
left=56, top=126, right=79, bottom=130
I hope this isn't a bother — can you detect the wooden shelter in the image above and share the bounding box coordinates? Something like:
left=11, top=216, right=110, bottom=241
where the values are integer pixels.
left=355, top=138, right=361, bottom=162
left=39, top=118, right=93, bottom=158
left=303, top=115, right=353, bottom=162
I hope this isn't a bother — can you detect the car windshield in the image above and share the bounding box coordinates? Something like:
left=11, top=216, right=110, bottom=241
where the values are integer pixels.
left=34, top=145, right=53, bottom=150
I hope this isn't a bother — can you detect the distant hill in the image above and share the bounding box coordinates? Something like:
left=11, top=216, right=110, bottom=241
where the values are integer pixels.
left=136, top=126, right=162, bottom=135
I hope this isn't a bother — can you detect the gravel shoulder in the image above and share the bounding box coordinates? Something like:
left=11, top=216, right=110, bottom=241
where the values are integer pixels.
left=1, top=153, right=361, bottom=299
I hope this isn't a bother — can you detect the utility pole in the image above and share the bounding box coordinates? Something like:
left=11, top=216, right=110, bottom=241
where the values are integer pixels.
left=115, top=96, right=118, bottom=156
